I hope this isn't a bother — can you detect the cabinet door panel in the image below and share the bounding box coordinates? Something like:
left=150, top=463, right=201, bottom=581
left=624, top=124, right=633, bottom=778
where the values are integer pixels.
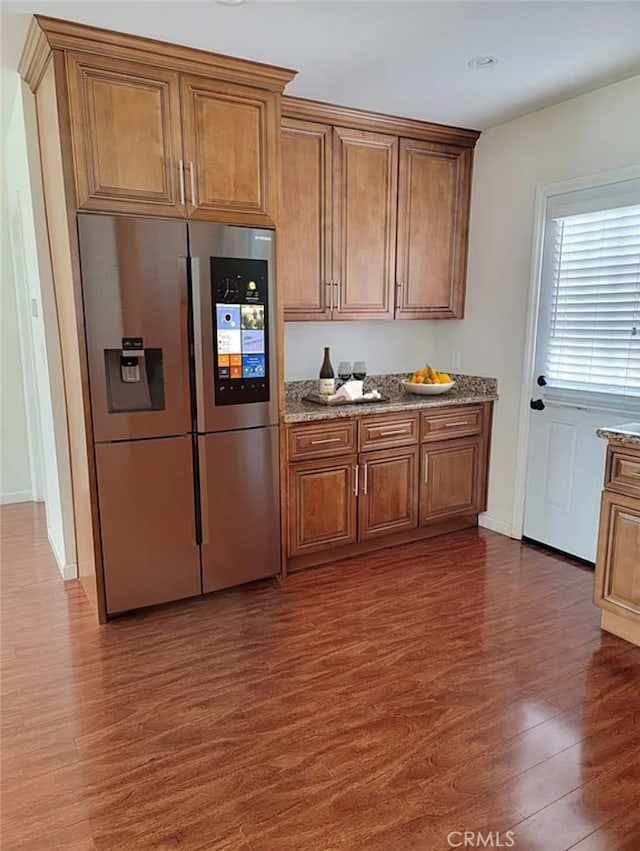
left=281, top=119, right=332, bottom=320
left=396, top=139, right=472, bottom=319
left=420, top=438, right=481, bottom=523
left=333, top=127, right=397, bottom=319
left=66, top=52, right=183, bottom=216
left=181, top=75, right=276, bottom=225
left=359, top=447, right=418, bottom=540
left=288, top=456, right=357, bottom=557
left=594, top=492, right=640, bottom=616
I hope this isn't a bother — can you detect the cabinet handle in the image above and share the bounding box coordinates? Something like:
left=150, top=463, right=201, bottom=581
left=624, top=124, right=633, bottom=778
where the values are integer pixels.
left=396, top=281, right=403, bottom=310
left=178, top=160, right=185, bottom=206
left=424, top=453, right=429, bottom=483
left=310, top=437, right=342, bottom=445
left=354, top=463, right=359, bottom=496
left=327, top=280, right=334, bottom=313
left=375, top=428, right=407, bottom=437
left=334, top=280, right=340, bottom=312
left=189, top=161, right=196, bottom=206
left=363, top=462, right=368, bottom=495
left=444, top=421, right=471, bottom=428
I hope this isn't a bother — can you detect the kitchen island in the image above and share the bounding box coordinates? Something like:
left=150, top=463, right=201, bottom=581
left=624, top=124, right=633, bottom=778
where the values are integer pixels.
left=594, top=423, right=640, bottom=648
left=282, top=373, right=497, bottom=573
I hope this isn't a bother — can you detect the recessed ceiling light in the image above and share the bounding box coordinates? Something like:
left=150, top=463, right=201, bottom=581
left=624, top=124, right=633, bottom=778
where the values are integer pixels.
left=467, top=56, right=498, bottom=70
left=215, top=0, right=245, bottom=5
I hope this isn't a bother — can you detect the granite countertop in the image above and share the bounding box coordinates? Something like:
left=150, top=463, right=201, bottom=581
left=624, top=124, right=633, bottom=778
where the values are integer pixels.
left=596, top=423, right=640, bottom=447
left=284, top=373, right=498, bottom=423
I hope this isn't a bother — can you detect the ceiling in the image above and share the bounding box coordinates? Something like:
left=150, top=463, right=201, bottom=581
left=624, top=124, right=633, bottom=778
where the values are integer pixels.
left=2, top=1, right=639, bottom=130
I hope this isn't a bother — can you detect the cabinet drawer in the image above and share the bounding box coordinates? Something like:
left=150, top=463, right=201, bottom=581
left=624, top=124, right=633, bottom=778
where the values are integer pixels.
left=421, top=405, right=483, bottom=442
left=359, top=412, right=419, bottom=451
left=605, top=447, right=640, bottom=497
left=288, top=420, right=357, bottom=460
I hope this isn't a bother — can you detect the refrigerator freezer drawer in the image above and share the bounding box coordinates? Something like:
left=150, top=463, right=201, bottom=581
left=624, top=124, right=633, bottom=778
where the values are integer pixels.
left=95, top=437, right=201, bottom=614
left=199, top=426, right=281, bottom=593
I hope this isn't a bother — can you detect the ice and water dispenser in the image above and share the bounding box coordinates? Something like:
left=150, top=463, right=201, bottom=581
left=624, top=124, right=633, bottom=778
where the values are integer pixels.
left=104, top=337, right=165, bottom=413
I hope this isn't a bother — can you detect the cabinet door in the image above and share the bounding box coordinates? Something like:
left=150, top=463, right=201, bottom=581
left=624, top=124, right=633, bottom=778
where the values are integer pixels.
left=332, top=127, right=398, bottom=319
left=420, top=438, right=481, bottom=524
left=396, top=139, right=472, bottom=319
left=288, top=456, right=358, bottom=557
left=66, top=52, right=184, bottom=216
left=181, top=75, right=276, bottom=225
left=594, top=491, right=640, bottom=617
left=359, top=446, right=418, bottom=541
left=281, top=119, right=333, bottom=320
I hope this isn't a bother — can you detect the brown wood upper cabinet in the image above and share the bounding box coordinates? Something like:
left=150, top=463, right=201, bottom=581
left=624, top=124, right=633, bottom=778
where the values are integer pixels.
left=68, top=57, right=278, bottom=224
left=180, top=75, right=277, bottom=224
left=67, top=52, right=184, bottom=217
left=280, top=122, right=397, bottom=320
left=42, top=19, right=296, bottom=223
left=396, top=139, right=472, bottom=319
left=281, top=98, right=478, bottom=321
left=332, top=127, right=398, bottom=319
left=280, top=118, right=333, bottom=319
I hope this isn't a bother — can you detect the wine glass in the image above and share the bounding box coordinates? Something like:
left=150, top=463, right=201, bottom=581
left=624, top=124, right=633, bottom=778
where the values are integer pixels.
left=352, top=361, right=367, bottom=381
left=337, top=361, right=352, bottom=385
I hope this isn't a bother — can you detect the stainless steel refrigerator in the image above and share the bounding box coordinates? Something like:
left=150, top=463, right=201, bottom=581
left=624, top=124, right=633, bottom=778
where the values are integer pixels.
left=78, top=214, right=280, bottom=615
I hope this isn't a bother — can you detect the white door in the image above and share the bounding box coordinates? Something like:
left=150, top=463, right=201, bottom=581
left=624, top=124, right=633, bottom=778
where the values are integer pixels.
left=523, top=178, right=640, bottom=562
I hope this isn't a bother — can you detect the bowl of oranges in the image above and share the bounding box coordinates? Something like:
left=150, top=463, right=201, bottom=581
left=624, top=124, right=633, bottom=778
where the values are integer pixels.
left=402, top=365, right=455, bottom=395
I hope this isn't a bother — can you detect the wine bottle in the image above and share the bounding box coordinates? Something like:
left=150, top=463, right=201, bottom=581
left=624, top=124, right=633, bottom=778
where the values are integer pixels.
left=318, top=347, right=335, bottom=395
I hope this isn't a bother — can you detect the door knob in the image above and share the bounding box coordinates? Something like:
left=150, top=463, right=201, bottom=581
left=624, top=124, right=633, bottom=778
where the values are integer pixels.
left=530, top=398, right=545, bottom=411
left=536, top=374, right=547, bottom=387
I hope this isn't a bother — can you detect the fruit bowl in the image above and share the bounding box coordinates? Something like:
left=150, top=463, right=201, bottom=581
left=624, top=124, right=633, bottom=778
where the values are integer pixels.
left=401, top=379, right=455, bottom=396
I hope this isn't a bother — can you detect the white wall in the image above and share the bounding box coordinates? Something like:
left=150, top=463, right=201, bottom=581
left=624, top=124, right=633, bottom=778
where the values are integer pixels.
left=284, top=320, right=443, bottom=380
left=1, top=203, right=32, bottom=504
left=430, top=75, right=640, bottom=536
left=2, top=71, right=77, bottom=578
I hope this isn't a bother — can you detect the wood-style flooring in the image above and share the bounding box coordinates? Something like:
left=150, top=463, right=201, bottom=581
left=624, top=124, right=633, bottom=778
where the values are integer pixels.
left=1, top=502, right=639, bottom=851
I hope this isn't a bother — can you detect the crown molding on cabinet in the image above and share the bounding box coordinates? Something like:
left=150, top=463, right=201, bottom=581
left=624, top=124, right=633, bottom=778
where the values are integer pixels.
left=282, top=96, right=480, bottom=148
left=18, top=17, right=52, bottom=90
left=19, top=16, right=297, bottom=93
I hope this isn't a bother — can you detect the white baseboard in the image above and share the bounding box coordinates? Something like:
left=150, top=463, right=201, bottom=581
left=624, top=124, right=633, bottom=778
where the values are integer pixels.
left=47, top=526, right=77, bottom=581
left=0, top=490, right=33, bottom=504
left=479, top=513, right=516, bottom=538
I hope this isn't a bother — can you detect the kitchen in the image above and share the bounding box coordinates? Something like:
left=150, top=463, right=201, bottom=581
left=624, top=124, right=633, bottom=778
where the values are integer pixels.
left=1, top=2, right=639, bottom=848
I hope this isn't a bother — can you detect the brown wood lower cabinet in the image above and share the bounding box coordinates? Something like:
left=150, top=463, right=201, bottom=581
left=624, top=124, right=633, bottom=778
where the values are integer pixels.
left=288, top=455, right=357, bottom=557
left=359, top=446, right=418, bottom=540
left=286, top=402, right=493, bottom=571
left=594, top=441, right=640, bottom=648
left=420, top=437, right=482, bottom=524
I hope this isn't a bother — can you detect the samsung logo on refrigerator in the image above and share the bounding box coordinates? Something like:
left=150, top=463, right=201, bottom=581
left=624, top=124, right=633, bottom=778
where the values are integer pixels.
left=254, top=235, right=272, bottom=241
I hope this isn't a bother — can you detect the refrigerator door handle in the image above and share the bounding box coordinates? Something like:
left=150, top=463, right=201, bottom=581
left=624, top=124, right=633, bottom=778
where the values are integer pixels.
left=190, top=256, right=207, bottom=434
left=197, top=437, right=210, bottom=546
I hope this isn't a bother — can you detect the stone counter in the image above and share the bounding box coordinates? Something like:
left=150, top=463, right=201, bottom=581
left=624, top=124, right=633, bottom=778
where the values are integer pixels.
left=284, top=373, right=498, bottom=423
left=596, top=423, right=640, bottom=447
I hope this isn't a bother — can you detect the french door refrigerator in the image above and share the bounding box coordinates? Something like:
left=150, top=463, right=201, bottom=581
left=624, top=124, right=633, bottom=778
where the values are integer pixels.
left=78, top=214, right=280, bottom=615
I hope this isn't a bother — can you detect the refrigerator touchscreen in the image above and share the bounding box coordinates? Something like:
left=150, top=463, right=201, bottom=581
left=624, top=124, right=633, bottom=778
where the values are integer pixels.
left=211, top=257, right=270, bottom=406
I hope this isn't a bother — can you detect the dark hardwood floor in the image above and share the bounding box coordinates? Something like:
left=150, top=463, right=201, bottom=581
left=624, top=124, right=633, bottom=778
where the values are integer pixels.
left=1, top=502, right=639, bottom=851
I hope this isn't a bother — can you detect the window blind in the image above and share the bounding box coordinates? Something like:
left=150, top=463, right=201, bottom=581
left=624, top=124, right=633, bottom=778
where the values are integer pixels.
left=544, top=202, right=640, bottom=397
